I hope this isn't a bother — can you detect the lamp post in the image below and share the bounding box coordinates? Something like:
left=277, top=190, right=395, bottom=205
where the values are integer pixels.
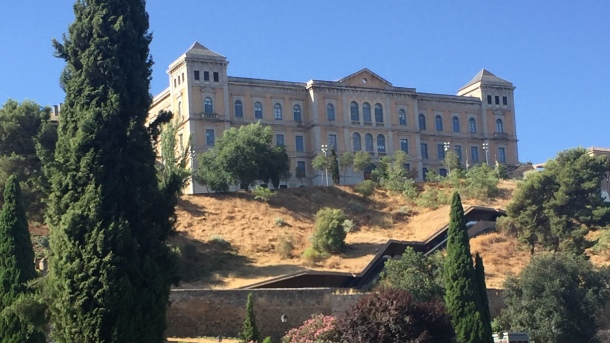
left=482, top=142, right=489, bottom=166
left=443, top=141, right=451, bottom=173
left=321, top=144, right=329, bottom=186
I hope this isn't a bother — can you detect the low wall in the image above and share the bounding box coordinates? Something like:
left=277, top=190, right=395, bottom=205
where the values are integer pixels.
left=166, top=288, right=505, bottom=340
left=166, top=288, right=362, bottom=340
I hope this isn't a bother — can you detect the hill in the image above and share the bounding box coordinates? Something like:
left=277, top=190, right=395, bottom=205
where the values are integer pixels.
left=171, top=180, right=527, bottom=289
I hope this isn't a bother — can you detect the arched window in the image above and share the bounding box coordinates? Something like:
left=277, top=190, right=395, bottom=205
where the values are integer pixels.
left=399, top=109, right=407, bottom=126
left=364, top=133, right=374, bottom=152
left=353, top=133, right=362, bottom=151
left=326, top=103, right=335, bottom=121
left=452, top=116, right=460, bottom=132
left=377, top=134, right=386, bottom=153
left=293, top=104, right=302, bottom=122
left=254, top=102, right=263, bottom=119
left=363, top=102, right=372, bottom=123
left=374, top=103, right=383, bottom=123
left=418, top=114, right=426, bottom=130
left=435, top=115, right=443, bottom=131
left=204, top=97, right=213, bottom=113
left=234, top=100, right=243, bottom=118
left=274, top=103, right=283, bottom=120
left=496, top=118, right=504, bottom=133
left=469, top=118, right=476, bottom=133
left=350, top=102, right=359, bottom=122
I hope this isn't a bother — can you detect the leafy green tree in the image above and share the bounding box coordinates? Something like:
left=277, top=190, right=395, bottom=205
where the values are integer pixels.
left=239, top=293, right=260, bottom=343
left=443, top=150, right=462, bottom=175
left=311, top=208, right=347, bottom=254
left=330, top=149, right=340, bottom=185
left=474, top=253, right=493, bottom=343
left=444, top=192, right=487, bottom=343
left=194, top=150, right=232, bottom=192
left=47, top=1, right=177, bottom=341
left=159, top=115, right=191, bottom=195
left=0, top=176, right=45, bottom=342
left=260, top=145, right=290, bottom=189
left=295, top=165, right=306, bottom=186
left=352, top=151, right=372, bottom=180
left=338, top=152, right=354, bottom=184
left=461, top=163, right=499, bottom=200
left=336, top=288, right=455, bottom=343
left=499, top=253, right=610, bottom=343
left=380, top=151, right=409, bottom=193
left=371, top=155, right=391, bottom=184
left=378, top=247, right=445, bottom=302
left=507, top=148, right=610, bottom=255
left=494, top=161, right=508, bottom=180
left=0, top=99, right=57, bottom=222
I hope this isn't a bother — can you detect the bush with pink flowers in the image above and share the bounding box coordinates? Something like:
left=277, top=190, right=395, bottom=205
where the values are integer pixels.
left=281, top=314, right=339, bottom=343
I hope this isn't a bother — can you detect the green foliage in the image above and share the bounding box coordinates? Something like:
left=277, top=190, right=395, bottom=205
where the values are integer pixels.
left=276, top=235, right=294, bottom=259
left=252, top=185, right=274, bottom=202
left=274, top=217, right=286, bottom=227
left=295, top=165, right=306, bottom=186
left=261, top=145, right=291, bottom=189
left=352, top=151, right=372, bottom=180
left=239, top=293, right=260, bottom=343
left=311, top=154, right=331, bottom=172
left=336, top=288, right=455, bottom=343
left=494, top=162, right=508, bottom=180
left=498, top=253, right=610, bottom=343
left=47, top=1, right=176, bottom=341
left=378, top=247, right=445, bottom=302
left=507, top=148, right=610, bottom=255
left=159, top=115, right=191, bottom=196
left=311, top=208, right=347, bottom=254
left=461, top=163, right=500, bottom=200
left=338, top=152, right=354, bottom=183
left=330, top=149, right=340, bottom=185
left=379, top=151, right=410, bottom=193
left=0, top=99, right=57, bottom=222
left=444, top=193, right=488, bottom=343
left=262, top=337, right=273, bottom=343
left=301, top=247, right=324, bottom=265
left=282, top=314, right=339, bottom=343
left=444, top=150, right=462, bottom=175
left=416, top=185, right=449, bottom=209
left=0, top=176, right=45, bottom=342
left=342, top=219, right=357, bottom=233
left=402, top=178, right=419, bottom=200
left=195, top=150, right=232, bottom=192
left=474, top=253, right=493, bottom=343
left=354, top=180, right=375, bottom=198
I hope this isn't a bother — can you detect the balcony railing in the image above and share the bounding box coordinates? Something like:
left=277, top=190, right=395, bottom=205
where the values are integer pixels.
left=351, top=121, right=361, bottom=126
left=375, top=123, right=385, bottom=127
left=363, top=122, right=373, bottom=127
left=494, top=132, right=508, bottom=140
left=201, top=112, right=219, bottom=120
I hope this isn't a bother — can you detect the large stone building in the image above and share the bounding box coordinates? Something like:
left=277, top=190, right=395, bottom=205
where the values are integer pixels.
left=148, top=42, right=519, bottom=194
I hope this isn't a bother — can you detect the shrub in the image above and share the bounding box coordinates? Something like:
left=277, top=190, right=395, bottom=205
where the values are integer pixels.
left=274, top=217, right=286, bottom=227
left=311, top=208, right=347, bottom=254
left=495, top=216, right=518, bottom=237
left=252, top=185, right=274, bottom=202
left=415, top=185, right=449, bottom=209
left=302, top=247, right=324, bottom=266
left=461, top=163, right=500, bottom=200
left=335, top=288, right=454, bottom=343
left=354, top=180, right=375, bottom=198
left=261, top=337, right=273, bottom=343
left=282, top=314, right=339, bottom=343
left=343, top=219, right=357, bottom=233
left=402, top=178, right=419, bottom=200
left=276, top=235, right=295, bottom=259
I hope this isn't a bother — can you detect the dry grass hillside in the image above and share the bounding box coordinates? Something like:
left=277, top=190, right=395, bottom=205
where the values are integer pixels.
left=172, top=180, right=526, bottom=289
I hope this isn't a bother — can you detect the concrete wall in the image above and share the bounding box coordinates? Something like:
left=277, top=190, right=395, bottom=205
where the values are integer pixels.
left=166, top=288, right=504, bottom=340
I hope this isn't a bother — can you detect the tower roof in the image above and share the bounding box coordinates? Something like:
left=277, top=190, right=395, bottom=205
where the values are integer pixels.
left=460, top=69, right=512, bottom=90
left=184, top=42, right=226, bottom=59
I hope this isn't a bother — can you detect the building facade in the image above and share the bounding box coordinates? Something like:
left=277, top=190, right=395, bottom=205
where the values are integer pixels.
left=148, top=42, right=519, bottom=194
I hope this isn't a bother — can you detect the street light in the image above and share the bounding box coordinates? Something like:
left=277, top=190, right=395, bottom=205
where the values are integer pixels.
left=482, top=142, right=489, bottom=165
left=321, top=144, right=329, bottom=186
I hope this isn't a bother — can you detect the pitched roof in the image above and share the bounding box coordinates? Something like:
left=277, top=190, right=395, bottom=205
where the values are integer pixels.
left=338, top=68, right=392, bottom=87
left=184, top=42, right=226, bottom=59
left=460, top=69, right=512, bottom=90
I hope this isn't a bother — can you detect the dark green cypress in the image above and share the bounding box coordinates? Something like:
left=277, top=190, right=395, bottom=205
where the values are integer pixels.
left=330, top=149, right=340, bottom=185
left=239, top=293, right=260, bottom=343
left=47, top=1, right=176, bottom=342
left=443, top=192, right=486, bottom=343
left=0, top=175, right=45, bottom=342
left=475, top=252, right=493, bottom=343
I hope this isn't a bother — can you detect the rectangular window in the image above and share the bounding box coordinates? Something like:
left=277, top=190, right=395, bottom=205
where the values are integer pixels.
left=421, top=143, right=428, bottom=159
left=403, top=163, right=411, bottom=171
left=454, top=145, right=462, bottom=161
left=487, top=95, right=492, bottom=104
left=400, top=139, right=409, bottom=153
left=174, top=78, right=177, bottom=88
left=194, top=70, right=200, bottom=80
left=503, top=96, right=508, bottom=106
left=495, top=96, right=500, bottom=105
left=295, top=135, right=304, bottom=152
left=276, top=134, right=285, bottom=146
left=328, top=134, right=337, bottom=150
left=203, top=71, right=210, bottom=81
left=437, top=144, right=445, bottom=159
left=498, top=147, right=506, bottom=163
left=471, top=146, right=479, bottom=163
left=439, top=168, right=447, bottom=177
left=297, top=161, right=306, bottom=177
left=213, top=72, right=219, bottom=82
left=205, top=129, right=214, bottom=147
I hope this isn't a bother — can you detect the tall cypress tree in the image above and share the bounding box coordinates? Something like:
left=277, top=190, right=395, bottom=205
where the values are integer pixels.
left=239, top=293, right=260, bottom=343
left=330, top=149, right=340, bottom=185
left=475, top=252, right=493, bottom=343
left=443, top=192, right=486, bottom=343
left=47, top=1, right=176, bottom=342
left=0, top=175, right=45, bottom=342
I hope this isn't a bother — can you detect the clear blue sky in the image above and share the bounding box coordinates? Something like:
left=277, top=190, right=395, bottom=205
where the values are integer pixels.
left=1, top=1, right=608, bottom=163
